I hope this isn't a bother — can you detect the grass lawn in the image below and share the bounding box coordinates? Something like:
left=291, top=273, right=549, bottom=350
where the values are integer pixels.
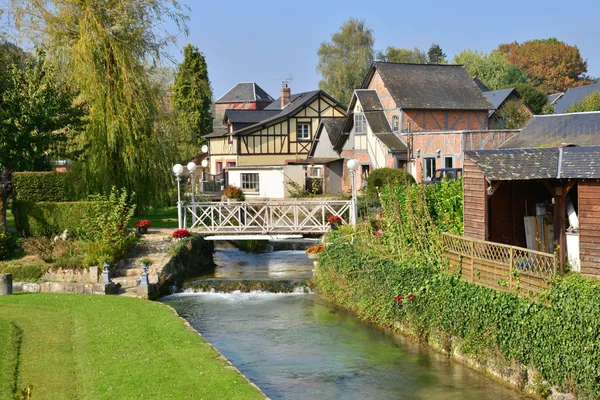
left=135, top=207, right=178, bottom=229
left=6, top=209, right=14, bottom=230
left=0, top=294, right=264, bottom=400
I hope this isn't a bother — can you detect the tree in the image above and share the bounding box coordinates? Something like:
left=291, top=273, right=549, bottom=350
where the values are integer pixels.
left=498, top=38, right=593, bottom=93
left=173, top=44, right=213, bottom=142
left=495, top=99, right=531, bottom=129
left=9, top=0, right=189, bottom=210
left=377, top=46, right=428, bottom=64
left=317, top=18, right=374, bottom=105
left=0, top=48, right=84, bottom=232
left=566, top=92, right=600, bottom=113
left=427, top=43, right=446, bottom=64
left=511, top=83, right=548, bottom=114
left=452, top=49, right=527, bottom=90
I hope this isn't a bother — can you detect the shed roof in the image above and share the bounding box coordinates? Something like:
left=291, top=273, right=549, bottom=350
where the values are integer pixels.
left=364, top=62, right=494, bottom=110
left=500, top=112, right=600, bottom=149
left=215, top=82, right=274, bottom=104
left=554, top=83, right=600, bottom=113
left=465, top=146, right=600, bottom=180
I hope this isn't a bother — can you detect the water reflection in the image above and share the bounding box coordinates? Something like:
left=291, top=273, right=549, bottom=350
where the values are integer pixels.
left=212, top=248, right=314, bottom=280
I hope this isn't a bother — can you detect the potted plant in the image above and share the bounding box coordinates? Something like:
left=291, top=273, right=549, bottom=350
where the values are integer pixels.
left=306, top=243, right=324, bottom=259
left=172, top=229, right=191, bottom=241
left=223, top=185, right=245, bottom=202
left=327, top=215, right=343, bottom=230
left=135, top=219, right=151, bottom=234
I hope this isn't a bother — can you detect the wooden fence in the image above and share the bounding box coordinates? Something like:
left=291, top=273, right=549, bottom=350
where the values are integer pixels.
left=441, top=233, right=557, bottom=297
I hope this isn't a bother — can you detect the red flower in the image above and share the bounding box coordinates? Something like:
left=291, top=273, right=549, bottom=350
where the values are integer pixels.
left=311, top=157, right=315, bottom=163
left=306, top=244, right=324, bottom=254
left=172, top=229, right=191, bottom=239
left=408, top=294, right=415, bottom=301
left=375, top=229, right=383, bottom=237
left=135, top=219, right=151, bottom=228
left=327, top=215, right=343, bottom=225
left=395, top=294, right=403, bottom=303
left=379, top=211, right=386, bottom=218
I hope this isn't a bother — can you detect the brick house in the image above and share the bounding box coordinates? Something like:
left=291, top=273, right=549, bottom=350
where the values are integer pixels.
left=214, top=82, right=275, bottom=122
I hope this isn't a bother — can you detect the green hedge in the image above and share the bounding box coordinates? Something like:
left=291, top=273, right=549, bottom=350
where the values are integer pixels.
left=317, top=243, right=600, bottom=398
left=12, top=172, right=81, bottom=202
left=0, top=318, right=21, bottom=399
left=365, top=168, right=415, bottom=199
left=12, top=201, right=101, bottom=237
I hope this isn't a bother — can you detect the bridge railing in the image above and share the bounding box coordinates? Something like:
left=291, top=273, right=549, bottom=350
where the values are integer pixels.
left=182, top=200, right=354, bottom=234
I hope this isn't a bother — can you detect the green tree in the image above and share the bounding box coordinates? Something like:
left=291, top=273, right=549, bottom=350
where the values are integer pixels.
left=566, top=92, right=600, bottom=113
left=453, top=49, right=528, bottom=90
left=427, top=43, right=446, bottom=64
left=378, top=46, right=428, bottom=64
left=9, top=0, right=189, bottom=210
left=0, top=48, right=84, bottom=232
left=511, top=83, right=548, bottom=114
left=498, top=38, right=593, bottom=93
left=317, top=18, right=374, bottom=105
left=495, top=99, right=531, bottom=129
left=173, top=44, right=213, bottom=142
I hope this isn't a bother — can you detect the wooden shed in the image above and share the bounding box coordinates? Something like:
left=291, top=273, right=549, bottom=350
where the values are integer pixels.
left=462, top=145, right=600, bottom=277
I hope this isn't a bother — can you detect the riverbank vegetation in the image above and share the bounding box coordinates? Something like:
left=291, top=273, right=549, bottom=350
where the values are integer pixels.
left=317, top=179, right=600, bottom=398
left=0, top=294, right=264, bottom=400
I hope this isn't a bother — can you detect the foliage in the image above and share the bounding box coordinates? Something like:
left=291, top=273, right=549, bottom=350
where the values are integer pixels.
left=82, top=187, right=137, bottom=265
left=306, top=243, right=324, bottom=254
left=223, top=185, right=244, bottom=200
left=427, top=44, right=447, bottom=64
left=173, top=44, right=213, bottom=141
left=12, top=201, right=99, bottom=237
left=135, top=219, right=151, bottom=228
left=0, top=294, right=263, bottom=399
left=365, top=168, right=415, bottom=199
left=317, top=18, right=375, bottom=106
left=140, top=257, right=153, bottom=266
left=452, top=49, right=528, bottom=90
left=9, top=0, right=190, bottom=210
left=12, top=172, right=81, bottom=202
left=0, top=232, right=20, bottom=261
left=495, top=99, right=531, bottom=129
left=378, top=46, right=428, bottom=64
left=286, top=179, right=310, bottom=198
left=172, top=229, right=191, bottom=239
left=498, top=38, right=594, bottom=93
left=0, top=318, right=20, bottom=400
left=566, top=91, right=600, bottom=113
left=0, top=262, right=45, bottom=281
left=511, top=82, right=549, bottom=114
left=0, top=47, right=84, bottom=232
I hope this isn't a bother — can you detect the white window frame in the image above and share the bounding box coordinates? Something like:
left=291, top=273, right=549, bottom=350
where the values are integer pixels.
left=354, top=113, right=367, bottom=135
left=297, top=123, right=311, bottom=140
left=308, top=166, right=322, bottom=178
left=423, top=157, right=436, bottom=181
left=241, top=173, right=259, bottom=192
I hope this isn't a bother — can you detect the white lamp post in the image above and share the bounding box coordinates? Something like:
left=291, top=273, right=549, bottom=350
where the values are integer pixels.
left=172, top=163, right=184, bottom=229
left=187, top=161, right=197, bottom=226
left=347, top=159, right=360, bottom=226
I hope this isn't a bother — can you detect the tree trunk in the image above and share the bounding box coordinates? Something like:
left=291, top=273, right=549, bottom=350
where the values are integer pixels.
left=0, top=162, right=13, bottom=234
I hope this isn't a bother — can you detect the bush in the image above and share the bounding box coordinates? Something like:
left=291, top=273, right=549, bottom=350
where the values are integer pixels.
left=365, top=168, right=415, bottom=199
left=0, top=232, right=21, bottom=261
left=12, top=201, right=100, bottom=237
left=223, top=185, right=244, bottom=200
left=12, top=172, right=81, bottom=202
left=0, top=261, right=46, bottom=281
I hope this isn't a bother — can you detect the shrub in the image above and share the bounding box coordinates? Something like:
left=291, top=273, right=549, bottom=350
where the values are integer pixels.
left=12, top=201, right=100, bottom=237
left=223, top=185, right=244, bottom=200
left=0, top=261, right=46, bottom=281
left=12, top=172, right=81, bottom=202
left=172, top=229, right=190, bottom=239
left=365, top=168, right=415, bottom=199
left=0, top=232, right=21, bottom=261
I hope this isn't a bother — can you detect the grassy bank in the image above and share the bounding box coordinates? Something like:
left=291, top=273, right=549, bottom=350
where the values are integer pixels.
left=0, top=294, right=263, bottom=400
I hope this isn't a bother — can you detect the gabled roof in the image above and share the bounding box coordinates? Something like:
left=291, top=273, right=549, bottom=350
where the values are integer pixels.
left=363, top=62, right=494, bottom=110
left=473, top=77, right=490, bottom=92
left=224, top=109, right=280, bottom=124
left=500, top=112, right=600, bottom=149
left=235, top=90, right=344, bottom=135
left=320, top=118, right=346, bottom=148
left=354, top=90, right=383, bottom=111
left=554, top=83, right=600, bottom=114
left=484, top=88, right=518, bottom=110
left=465, top=146, right=600, bottom=180
left=215, top=82, right=275, bottom=104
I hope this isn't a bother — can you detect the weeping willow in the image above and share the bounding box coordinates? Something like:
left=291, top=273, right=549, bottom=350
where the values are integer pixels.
left=9, top=0, right=189, bottom=209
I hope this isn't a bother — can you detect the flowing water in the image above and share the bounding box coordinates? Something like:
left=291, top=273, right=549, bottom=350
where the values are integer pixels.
left=162, top=249, right=526, bottom=400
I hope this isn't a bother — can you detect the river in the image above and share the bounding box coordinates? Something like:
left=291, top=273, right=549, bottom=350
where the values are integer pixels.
left=161, top=248, right=526, bottom=400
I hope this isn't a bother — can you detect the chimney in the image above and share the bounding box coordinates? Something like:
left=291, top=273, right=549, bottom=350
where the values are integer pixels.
left=281, top=83, right=291, bottom=108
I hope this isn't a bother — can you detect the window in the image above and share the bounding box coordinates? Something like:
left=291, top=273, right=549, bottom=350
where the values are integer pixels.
left=241, top=173, right=259, bottom=191
left=354, top=113, right=367, bottom=134
left=297, top=123, right=311, bottom=140
left=392, top=115, right=399, bottom=131
left=445, top=157, right=453, bottom=168
left=308, top=166, right=322, bottom=178
left=423, top=158, right=436, bottom=181
left=216, top=162, right=223, bottom=174
left=226, top=161, right=236, bottom=168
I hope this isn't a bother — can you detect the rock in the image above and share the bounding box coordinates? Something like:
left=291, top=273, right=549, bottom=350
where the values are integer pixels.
left=0, top=273, right=13, bottom=295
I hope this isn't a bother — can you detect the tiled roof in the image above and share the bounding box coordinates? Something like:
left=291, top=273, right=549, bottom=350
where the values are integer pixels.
left=215, top=82, right=274, bottom=104
left=473, top=77, right=490, bottom=92
left=224, top=109, right=280, bottom=124
left=365, top=62, right=494, bottom=110
left=465, top=146, right=600, bottom=180
left=554, top=83, right=600, bottom=113
left=501, top=112, right=600, bottom=149
left=204, top=126, right=228, bottom=138
left=484, top=88, right=516, bottom=110
left=355, top=90, right=383, bottom=111
left=548, top=92, right=564, bottom=105
left=320, top=117, right=346, bottom=148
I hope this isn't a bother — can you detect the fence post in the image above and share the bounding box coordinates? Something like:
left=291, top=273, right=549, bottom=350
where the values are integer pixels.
left=509, top=246, right=514, bottom=290
left=470, top=238, right=475, bottom=282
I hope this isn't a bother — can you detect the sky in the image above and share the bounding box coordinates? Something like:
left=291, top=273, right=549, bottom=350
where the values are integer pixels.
left=167, top=0, right=599, bottom=101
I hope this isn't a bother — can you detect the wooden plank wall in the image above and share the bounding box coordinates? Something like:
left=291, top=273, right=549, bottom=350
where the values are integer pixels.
left=579, top=181, right=600, bottom=277
left=463, top=155, right=487, bottom=240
